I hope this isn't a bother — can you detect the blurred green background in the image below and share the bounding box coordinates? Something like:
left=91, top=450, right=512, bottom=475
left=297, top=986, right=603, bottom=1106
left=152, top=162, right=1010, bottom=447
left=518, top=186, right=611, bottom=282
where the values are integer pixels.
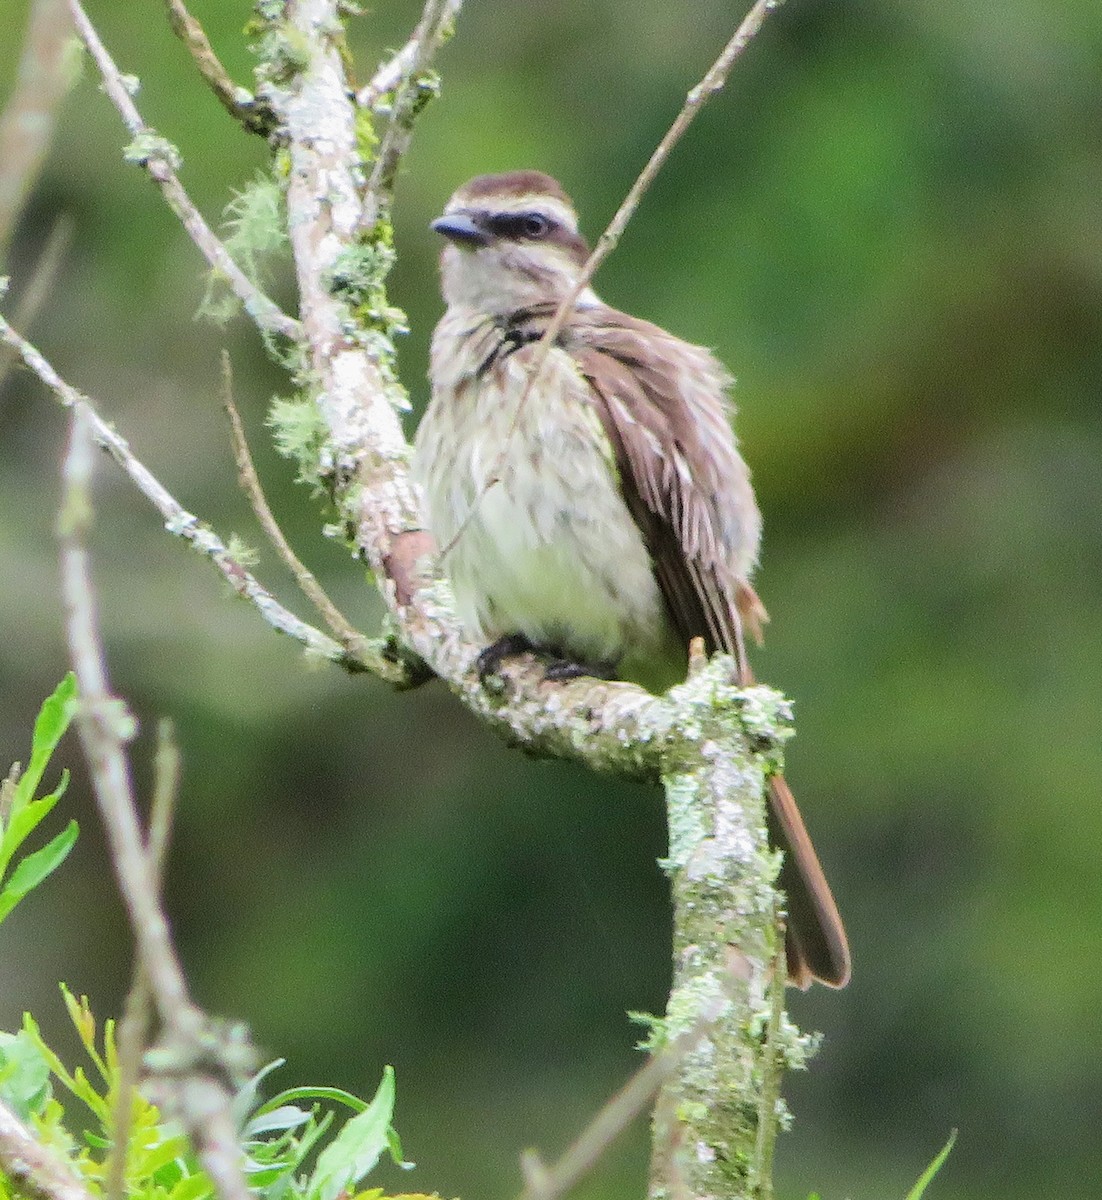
left=2, top=1, right=1101, bottom=1198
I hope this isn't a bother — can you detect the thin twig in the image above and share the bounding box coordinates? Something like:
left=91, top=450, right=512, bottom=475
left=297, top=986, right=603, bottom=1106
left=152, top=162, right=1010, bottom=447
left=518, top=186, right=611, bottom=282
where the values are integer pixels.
left=58, top=408, right=200, bottom=1039
left=67, top=0, right=300, bottom=343
left=357, top=41, right=418, bottom=110
left=0, top=213, right=74, bottom=395
left=220, top=352, right=393, bottom=674
left=0, top=1097, right=93, bottom=1200
left=105, top=719, right=181, bottom=1200
left=0, top=0, right=74, bottom=254
left=441, top=0, right=781, bottom=558
left=163, top=0, right=272, bottom=135
left=148, top=719, right=181, bottom=882
left=58, top=410, right=253, bottom=1200
left=514, top=1007, right=723, bottom=1200
left=0, top=305, right=388, bottom=675
left=361, top=0, right=463, bottom=225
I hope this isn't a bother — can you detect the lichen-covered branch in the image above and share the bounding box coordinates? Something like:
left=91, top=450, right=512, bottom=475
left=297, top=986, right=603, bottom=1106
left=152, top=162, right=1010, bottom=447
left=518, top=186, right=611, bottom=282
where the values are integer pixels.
left=649, top=678, right=811, bottom=1200
left=362, top=0, right=463, bottom=224
left=0, top=304, right=393, bottom=676
left=163, top=0, right=274, bottom=135
left=261, top=3, right=798, bottom=1189
left=67, top=0, right=300, bottom=342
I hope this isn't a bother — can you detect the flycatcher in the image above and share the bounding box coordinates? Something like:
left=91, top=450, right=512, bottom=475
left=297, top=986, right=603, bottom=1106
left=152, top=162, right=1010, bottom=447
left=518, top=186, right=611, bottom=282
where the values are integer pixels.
left=414, top=170, right=849, bottom=988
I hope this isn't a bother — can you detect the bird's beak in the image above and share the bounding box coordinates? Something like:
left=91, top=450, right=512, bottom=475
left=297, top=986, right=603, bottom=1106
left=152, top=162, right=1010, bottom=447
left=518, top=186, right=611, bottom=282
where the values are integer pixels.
left=431, top=212, right=489, bottom=247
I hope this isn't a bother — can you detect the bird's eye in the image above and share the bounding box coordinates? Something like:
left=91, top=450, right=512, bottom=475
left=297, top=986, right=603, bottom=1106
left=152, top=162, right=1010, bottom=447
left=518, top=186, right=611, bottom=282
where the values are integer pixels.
left=486, top=211, right=555, bottom=240
left=520, top=213, right=551, bottom=238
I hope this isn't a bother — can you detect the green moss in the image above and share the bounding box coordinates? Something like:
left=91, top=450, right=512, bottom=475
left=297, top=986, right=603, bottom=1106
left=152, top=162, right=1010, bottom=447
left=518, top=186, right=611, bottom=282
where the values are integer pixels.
left=355, top=107, right=379, bottom=162
left=267, top=394, right=328, bottom=489
left=248, top=14, right=312, bottom=86
left=123, top=132, right=181, bottom=172
left=225, top=534, right=260, bottom=569
left=198, top=172, right=288, bottom=327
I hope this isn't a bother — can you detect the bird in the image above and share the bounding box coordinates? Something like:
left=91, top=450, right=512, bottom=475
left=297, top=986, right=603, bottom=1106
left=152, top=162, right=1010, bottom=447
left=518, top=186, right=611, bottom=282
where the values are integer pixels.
left=412, top=170, right=850, bottom=988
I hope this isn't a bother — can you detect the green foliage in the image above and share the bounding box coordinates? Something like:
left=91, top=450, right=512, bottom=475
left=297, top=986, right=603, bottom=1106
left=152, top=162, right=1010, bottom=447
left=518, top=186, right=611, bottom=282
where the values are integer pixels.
left=2, top=988, right=413, bottom=1200
left=200, top=173, right=289, bottom=325
left=327, top=237, right=409, bottom=345
left=122, top=132, right=183, bottom=173
left=804, top=1131, right=955, bottom=1200
left=904, top=1131, right=957, bottom=1200
left=0, top=673, right=79, bottom=925
left=0, top=685, right=419, bottom=1200
left=267, top=395, right=329, bottom=489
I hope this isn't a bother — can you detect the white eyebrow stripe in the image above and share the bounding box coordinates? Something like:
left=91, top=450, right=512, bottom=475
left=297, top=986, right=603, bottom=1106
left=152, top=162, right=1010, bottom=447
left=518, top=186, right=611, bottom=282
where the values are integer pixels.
left=447, top=195, right=578, bottom=229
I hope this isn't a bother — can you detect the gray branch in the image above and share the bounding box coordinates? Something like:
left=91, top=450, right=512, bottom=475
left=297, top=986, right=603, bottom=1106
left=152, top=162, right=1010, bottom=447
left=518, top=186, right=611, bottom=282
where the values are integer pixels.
left=58, top=410, right=255, bottom=1200
left=0, top=1098, right=93, bottom=1200
left=67, top=0, right=301, bottom=343
left=0, top=0, right=73, bottom=254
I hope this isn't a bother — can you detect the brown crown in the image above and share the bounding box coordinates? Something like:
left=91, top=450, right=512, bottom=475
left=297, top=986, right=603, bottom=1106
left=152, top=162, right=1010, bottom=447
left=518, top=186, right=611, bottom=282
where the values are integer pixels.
left=453, top=170, right=575, bottom=209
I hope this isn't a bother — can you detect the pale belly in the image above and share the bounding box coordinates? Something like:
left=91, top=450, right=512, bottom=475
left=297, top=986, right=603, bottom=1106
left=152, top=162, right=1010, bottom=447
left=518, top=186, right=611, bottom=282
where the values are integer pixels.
left=414, top=341, right=684, bottom=687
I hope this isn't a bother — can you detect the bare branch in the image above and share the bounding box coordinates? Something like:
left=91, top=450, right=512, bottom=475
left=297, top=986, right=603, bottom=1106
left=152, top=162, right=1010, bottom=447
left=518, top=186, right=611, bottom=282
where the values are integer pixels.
left=163, top=0, right=273, bottom=135
left=58, top=409, right=254, bottom=1200
left=0, top=305, right=385, bottom=673
left=148, top=719, right=182, bottom=884
left=357, top=42, right=418, bottom=110
left=515, top=1008, right=722, bottom=1200
left=0, top=1098, right=93, bottom=1200
left=442, top=0, right=781, bottom=557
left=362, top=0, right=463, bottom=223
left=58, top=408, right=199, bottom=1038
left=220, top=353, right=404, bottom=681
left=0, top=0, right=74, bottom=254
left=66, top=0, right=300, bottom=342
left=0, top=213, right=73, bottom=395
left=105, top=719, right=181, bottom=1200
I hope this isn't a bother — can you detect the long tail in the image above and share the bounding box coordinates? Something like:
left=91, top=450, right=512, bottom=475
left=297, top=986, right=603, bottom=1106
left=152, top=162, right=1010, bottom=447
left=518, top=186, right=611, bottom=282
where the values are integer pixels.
left=766, top=774, right=851, bottom=988
left=732, top=586, right=849, bottom=987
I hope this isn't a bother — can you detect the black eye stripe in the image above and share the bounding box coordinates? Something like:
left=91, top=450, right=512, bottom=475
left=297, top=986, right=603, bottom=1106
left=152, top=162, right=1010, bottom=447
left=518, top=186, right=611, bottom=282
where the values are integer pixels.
left=486, top=211, right=554, bottom=239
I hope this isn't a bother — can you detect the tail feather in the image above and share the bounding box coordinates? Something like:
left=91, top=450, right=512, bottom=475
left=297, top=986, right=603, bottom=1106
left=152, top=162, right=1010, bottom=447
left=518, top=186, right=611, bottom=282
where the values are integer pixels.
left=767, top=775, right=851, bottom=989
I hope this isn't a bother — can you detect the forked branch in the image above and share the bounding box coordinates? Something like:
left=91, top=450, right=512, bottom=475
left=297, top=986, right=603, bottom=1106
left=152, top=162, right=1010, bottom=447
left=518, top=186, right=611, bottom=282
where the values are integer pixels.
left=67, top=0, right=300, bottom=342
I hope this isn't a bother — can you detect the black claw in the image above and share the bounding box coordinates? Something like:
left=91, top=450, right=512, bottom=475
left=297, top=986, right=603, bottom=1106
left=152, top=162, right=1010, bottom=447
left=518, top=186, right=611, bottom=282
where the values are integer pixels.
left=477, top=633, right=535, bottom=682
left=543, top=658, right=616, bottom=683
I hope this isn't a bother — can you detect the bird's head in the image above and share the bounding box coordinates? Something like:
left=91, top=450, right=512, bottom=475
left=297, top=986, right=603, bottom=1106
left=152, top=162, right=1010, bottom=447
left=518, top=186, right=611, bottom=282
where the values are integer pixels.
left=431, top=171, right=594, bottom=314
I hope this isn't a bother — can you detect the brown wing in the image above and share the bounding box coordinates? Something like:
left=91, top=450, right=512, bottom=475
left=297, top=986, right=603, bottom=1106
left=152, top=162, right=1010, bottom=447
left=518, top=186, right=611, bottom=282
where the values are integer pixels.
left=501, top=303, right=850, bottom=988
left=568, top=306, right=762, bottom=677
left=568, top=307, right=850, bottom=990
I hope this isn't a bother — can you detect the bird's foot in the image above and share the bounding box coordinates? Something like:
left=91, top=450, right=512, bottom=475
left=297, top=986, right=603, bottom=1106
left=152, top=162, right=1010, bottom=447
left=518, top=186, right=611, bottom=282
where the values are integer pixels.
left=543, top=657, right=617, bottom=683
left=476, top=633, right=536, bottom=683
left=477, top=635, right=616, bottom=686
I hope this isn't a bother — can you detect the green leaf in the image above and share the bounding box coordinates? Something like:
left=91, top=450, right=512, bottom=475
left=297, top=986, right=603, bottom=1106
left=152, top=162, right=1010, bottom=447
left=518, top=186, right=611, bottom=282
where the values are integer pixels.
left=0, top=675, right=76, bottom=888
left=905, top=1130, right=958, bottom=1200
left=0, top=821, right=78, bottom=922
left=167, top=1171, right=216, bottom=1200
left=309, top=1066, right=400, bottom=1200
left=244, top=1105, right=311, bottom=1137
left=0, top=1030, right=51, bottom=1119
left=21, top=674, right=78, bottom=801
left=0, top=776, right=69, bottom=883
left=259, top=1085, right=369, bottom=1115
left=231, top=1057, right=288, bottom=1130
